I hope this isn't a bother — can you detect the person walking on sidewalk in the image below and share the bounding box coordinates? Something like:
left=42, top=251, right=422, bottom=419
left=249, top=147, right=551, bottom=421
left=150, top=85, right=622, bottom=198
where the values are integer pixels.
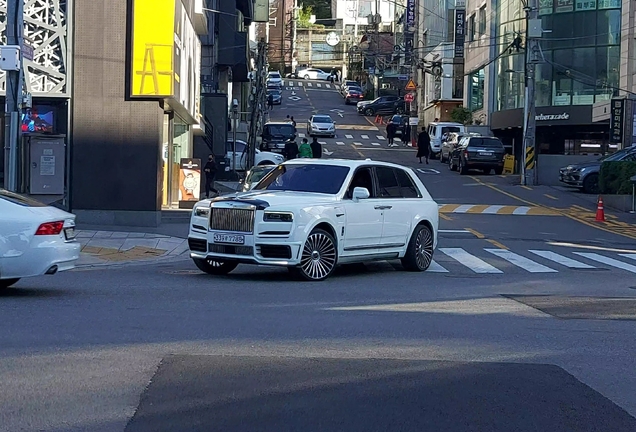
left=386, top=121, right=397, bottom=146
left=284, top=138, right=299, bottom=160
left=310, top=136, right=322, bottom=158
left=298, top=138, right=313, bottom=158
left=204, top=154, right=219, bottom=198
left=416, top=127, right=431, bottom=164
left=267, top=93, right=274, bottom=110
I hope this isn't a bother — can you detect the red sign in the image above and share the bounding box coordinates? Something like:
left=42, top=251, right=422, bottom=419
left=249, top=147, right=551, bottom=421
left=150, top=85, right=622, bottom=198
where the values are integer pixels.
left=404, top=93, right=414, bottom=103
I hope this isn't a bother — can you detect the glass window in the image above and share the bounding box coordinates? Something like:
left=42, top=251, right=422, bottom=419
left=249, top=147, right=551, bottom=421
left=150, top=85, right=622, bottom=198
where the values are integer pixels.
left=536, top=59, right=553, bottom=107
left=572, top=12, right=596, bottom=46
left=597, top=10, right=621, bottom=45
left=255, top=164, right=350, bottom=194
left=552, top=49, right=573, bottom=105
left=395, top=169, right=421, bottom=198
left=468, top=137, right=505, bottom=149
left=375, top=167, right=402, bottom=198
left=469, top=69, right=485, bottom=111
left=346, top=167, right=375, bottom=199
left=571, top=47, right=596, bottom=105
left=550, top=13, right=573, bottom=49
left=478, top=6, right=487, bottom=34
left=226, top=141, right=246, bottom=153
left=468, top=14, right=476, bottom=41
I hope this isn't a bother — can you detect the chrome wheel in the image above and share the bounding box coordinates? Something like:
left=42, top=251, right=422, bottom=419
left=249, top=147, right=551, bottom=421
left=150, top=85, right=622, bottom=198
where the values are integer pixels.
left=414, top=226, right=434, bottom=270
left=298, top=230, right=337, bottom=281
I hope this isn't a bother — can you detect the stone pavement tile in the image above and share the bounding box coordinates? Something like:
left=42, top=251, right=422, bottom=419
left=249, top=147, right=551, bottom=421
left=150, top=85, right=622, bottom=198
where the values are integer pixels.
left=127, top=232, right=146, bottom=238
left=120, top=238, right=161, bottom=251
left=94, top=231, right=114, bottom=238
left=143, top=233, right=170, bottom=239
left=169, top=241, right=190, bottom=256
left=156, top=238, right=186, bottom=254
left=85, top=239, right=129, bottom=250
left=110, top=232, right=131, bottom=239
left=76, top=230, right=96, bottom=238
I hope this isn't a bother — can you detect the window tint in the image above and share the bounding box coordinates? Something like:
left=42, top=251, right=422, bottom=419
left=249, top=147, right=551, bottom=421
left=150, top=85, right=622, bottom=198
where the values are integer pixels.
left=468, top=138, right=504, bottom=149
left=395, top=169, right=421, bottom=198
left=0, top=189, right=47, bottom=207
left=227, top=141, right=246, bottom=153
left=255, top=164, right=350, bottom=194
left=313, top=116, right=333, bottom=123
left=347, top=167, right=375, bottom=199
left=441, top=126, right=461, bottom=135
left=375, top=167, right=402, bottom=198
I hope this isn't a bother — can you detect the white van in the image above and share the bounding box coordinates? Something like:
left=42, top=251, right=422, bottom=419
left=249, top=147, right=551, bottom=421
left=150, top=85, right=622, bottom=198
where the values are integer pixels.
left=427, top=122, right=465, bottom=157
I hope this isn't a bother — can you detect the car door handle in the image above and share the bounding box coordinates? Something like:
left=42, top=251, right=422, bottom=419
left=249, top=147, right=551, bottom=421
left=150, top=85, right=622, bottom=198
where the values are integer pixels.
left=374, top=205, right=392, bottom=210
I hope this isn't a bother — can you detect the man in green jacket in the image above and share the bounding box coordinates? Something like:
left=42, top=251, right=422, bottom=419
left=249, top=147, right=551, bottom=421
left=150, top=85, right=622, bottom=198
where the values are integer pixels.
left=298, top=138, right=313, bottom=158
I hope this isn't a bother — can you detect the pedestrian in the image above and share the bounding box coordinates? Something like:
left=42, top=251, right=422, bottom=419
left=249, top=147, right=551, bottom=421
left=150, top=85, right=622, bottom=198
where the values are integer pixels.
left=284, top=138, right=299, bottom=160
left=417, top=127, right=431, bottom=164
left=386, top=121, right=396, bottom=146
left=298, top=138, right=313, bottom=158
left=310, top=136, right=322, bottom=158
left=290, top=116, right=296, bottom=127
left=267, top=93, right=274, bottom=110
left=203, top=154, right=219, bottom=198
left=403, top=122, right=411, bottom=146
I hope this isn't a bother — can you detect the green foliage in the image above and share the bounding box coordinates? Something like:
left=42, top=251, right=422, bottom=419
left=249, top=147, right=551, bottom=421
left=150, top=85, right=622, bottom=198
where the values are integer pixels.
left=450, top=106, right=472, bottom=125
left=298, top=6, right=313, bottom=28
left=599, top=161, right=636, bottom=195
left=300, top=0, right=331, bottom=19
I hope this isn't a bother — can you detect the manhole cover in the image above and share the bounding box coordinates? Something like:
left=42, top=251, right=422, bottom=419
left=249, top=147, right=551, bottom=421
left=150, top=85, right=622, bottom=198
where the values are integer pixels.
left=163, top=270, right=201, bottom=275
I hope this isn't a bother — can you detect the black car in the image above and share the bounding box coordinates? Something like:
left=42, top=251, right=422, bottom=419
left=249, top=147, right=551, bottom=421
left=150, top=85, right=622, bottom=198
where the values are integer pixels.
left=357, top=96, right=405, bottom=116
left=260, top=122, right=297, bottom=153
left=448, top=136, right=506, bottom=175
left=267, top=89, right=282, bottom=105
left=389, top=115, right=409, bottom=138
left=344, top=88, right=364, bottom=105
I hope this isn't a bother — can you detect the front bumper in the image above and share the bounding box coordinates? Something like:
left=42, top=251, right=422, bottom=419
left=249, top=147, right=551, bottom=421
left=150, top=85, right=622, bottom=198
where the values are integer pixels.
left=465, top=161, right=504, bottom=169
left=559, top=171, right=583, bottom=187
left=309, top=129, right=335, bottom=136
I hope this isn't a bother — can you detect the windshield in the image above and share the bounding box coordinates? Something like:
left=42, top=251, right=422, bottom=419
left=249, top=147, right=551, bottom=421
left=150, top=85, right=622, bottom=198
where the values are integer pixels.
left=0, top=189, right=47, bottom=207
left=313, top=116, right=332, bottom=123
left=264, top=125, right=295, bottom=137
left=247, top=167, right=275, bottom=184
left=441, top=126, right=462, bottom=135
left=267, top=90, right=281, bottom=96
left=255, top=164, right=350, bottom=194
left=268, top=72, right=280, bottom=78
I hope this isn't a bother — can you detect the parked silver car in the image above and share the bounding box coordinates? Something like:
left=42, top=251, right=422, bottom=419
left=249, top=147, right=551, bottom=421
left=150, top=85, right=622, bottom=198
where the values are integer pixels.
left=559, top=147, right=636, bottom=194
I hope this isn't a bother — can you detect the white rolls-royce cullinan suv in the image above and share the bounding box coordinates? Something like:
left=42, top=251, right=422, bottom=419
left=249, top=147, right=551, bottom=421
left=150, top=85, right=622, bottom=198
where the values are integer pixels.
left=188, top=159, right=439, bottom=281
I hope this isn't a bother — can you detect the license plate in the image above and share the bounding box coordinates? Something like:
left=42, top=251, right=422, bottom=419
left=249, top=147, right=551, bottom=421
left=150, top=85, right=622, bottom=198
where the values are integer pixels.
left=480, top=152, right=493, bottom=156
left=64, top=227, right=76, bottom=240
left=213, top=233, right=245, bottom=244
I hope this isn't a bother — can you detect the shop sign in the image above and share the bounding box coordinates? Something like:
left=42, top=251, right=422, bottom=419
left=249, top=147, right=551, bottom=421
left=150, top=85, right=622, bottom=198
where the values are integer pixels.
left=575, top=0, right=596, bottom=10
left=598, top=0, right=620, bottom=8
left=179, top=158, right=201, bottom=202
left=610, top=99, right=624, bottom=144
left=454, top=9, right=465, bottom=58
left=539, top=0, right=553, bottom=14
left=555, top=0, right=573, bottom=13
left=535, top=112, right=570, bottom=121
left=406, top=0, right=416, bottom=28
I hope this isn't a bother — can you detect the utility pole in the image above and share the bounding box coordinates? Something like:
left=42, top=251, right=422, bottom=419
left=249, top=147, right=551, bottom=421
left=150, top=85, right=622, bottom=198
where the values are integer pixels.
left=405, top=0, right=417, bottom=147
left=291, top=0, right=298, bottom=72
left=522, top=0, right=541, bottom=186
left=3, top=0, right=25, bottom=192
left=248, top=38, right=267, bottom=170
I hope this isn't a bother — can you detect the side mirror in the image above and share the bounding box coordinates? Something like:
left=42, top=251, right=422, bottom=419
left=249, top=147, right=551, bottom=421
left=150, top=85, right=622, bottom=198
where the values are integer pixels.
left=352, top=187, right=370, bottom=202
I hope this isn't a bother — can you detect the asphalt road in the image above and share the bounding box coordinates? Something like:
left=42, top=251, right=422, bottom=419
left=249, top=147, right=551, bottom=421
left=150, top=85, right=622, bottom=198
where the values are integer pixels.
left=2, top=79, right=636, bottom=431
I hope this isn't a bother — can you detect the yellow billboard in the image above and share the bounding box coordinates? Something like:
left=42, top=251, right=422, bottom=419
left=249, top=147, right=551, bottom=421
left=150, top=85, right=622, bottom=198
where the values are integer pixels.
left=131, top=0, right=175, bottom=97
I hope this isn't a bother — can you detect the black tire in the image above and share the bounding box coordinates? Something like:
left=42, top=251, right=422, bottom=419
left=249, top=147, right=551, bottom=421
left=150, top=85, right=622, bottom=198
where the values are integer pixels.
left=304, top=74, right=310, bottom=80
left=494, top=167, right=503, bottom=175
left=364, top=108, right=374, bottom=116
left=483, top=168, right=492, bottom=174
left=459, top=158, right=468, bottom=175
left=401, top=224, right=434, bottom=272
left=293, top=228, right=338, bottom=281
left=582, top=173, right=599, bottom=194
left=0, top=278, right=20, bottom=289
left=193, top=258, right=238, bottom=275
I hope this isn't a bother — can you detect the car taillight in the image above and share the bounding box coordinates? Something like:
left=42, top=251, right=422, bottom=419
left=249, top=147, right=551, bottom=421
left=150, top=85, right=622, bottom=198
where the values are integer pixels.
left=463, top=150, right=469, bottom=160
left=35, top=221, right=64, bottom=235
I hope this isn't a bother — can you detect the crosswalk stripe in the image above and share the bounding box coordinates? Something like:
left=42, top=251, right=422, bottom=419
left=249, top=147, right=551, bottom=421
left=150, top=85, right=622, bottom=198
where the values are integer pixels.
left=512, top=206, right=531, bottom=215
left=528, top=250, right=596, bottom=269
left=453, top=205, right=475, bottom=213
left=427, top=260, right=449, bottom=273
left=573, top=253, right=636, bottom=273
left=336, top=141, right=345, bottom=145
left=485, top=249, right=557, bottom=273
left=345, top=134, right=353, bottom=139
left=439, top=248, right=503, bottom=273
left=319, top=141, right=327, bottom=144
left=377, top=135, right=386, bottom=140
left=620, top=254, right=636, bottom=261
left=483, top=205, right=505, bottom=214
left=325, top=84, right=331, bottom=88
left=353, top=142, right=362, bottom=146
left=307, top=82, right=312, bottom=87
left=371, top=142, right=381, bottom=146
left=298, top=133, right=305, bottom=138
left=316, top=83, right=322, bottom=88
left=361, top=134, right=369, bottom=139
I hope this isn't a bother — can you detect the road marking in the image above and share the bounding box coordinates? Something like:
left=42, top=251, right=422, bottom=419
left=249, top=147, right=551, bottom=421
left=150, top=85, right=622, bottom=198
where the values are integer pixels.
left=483, top=205, right=505, bottom=214
left=307, top=82, right=312, bottom=87
left=377, top=135, right=386, bottom=140
left=316, top=83, right=322, bottom=88
left=464, top=228, right=485, bottom=238
left=453, top=205, right=475, bottom=213
left=485, top=249, right=557, bottom=273
left=622, top=254, right=636, bottom=261
left=573, top=252, right=636, bottom=273
left=439, top=248, right=503, bottom=273
left=417, top=168, right=440, bottom=174
left=298, top=133, right=305, bottom=138
left=336, top=141, right=345, bottom=145
left=512, top=206, right=531, bottom=215
left=428, top=260, right=449, bottom=273
left=323, top=149, right=334, bottom=156
left=350, top=144, right=365, bottom=157
left=521, top=186, right=533, bottom=190
left=361, top=134, right=369, bottom=139
left=345, top=134, right=354, bottom=139
left=371, top=142, right=381, bottom=146
left=288, top=96, right=302, bottom=101
left=439, top=214, right=453, bottom=221
left=319, top=141, right=327, bottom=144
left=438, top=204, right=558, bottom=216
left=528, top=250, right=596, bottom=269
left=439, top=229, right=471, bottom=233
left=486, top=239, right=509, bottom=250
left=353, top=142, right=363, bottom=146
left=544, top=194, right=558, bottom=200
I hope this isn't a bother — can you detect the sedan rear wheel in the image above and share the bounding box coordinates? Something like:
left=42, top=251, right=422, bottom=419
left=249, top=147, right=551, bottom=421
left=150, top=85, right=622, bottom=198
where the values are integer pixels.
left=401, top=224, right=434, bottom=271
left=294, top=229, right=337, bottom=281
left=0, top=278, right=20, bottom=289
left=193, top=258, right=238, bottom=275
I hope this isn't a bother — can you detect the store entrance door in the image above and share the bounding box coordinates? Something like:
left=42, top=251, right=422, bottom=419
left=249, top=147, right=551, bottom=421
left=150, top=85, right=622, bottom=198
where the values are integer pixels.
left=162, top=113, right=192, bottom=208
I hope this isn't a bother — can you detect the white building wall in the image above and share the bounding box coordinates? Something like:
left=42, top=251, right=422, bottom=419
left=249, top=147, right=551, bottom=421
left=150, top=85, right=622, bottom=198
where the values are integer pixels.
left=333, top=0, right=396, bottom=27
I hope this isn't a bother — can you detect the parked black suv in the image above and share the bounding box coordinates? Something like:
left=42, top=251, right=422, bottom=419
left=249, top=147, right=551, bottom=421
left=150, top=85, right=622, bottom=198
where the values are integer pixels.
left=260, top=122, right=297, bottom=153
left=357, top=96, right=405, bottom=116
left=449, top=136, right=506, bottom=175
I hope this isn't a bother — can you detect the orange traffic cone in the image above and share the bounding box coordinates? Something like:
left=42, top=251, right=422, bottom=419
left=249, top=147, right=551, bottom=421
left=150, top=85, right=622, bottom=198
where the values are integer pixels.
left=374, top=115, right=381, bottom=124
left=595, top=195, right=605, bottom=222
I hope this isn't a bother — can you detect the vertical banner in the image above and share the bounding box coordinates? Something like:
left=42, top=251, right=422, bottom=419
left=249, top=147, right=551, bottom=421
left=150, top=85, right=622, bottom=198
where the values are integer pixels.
left=610, top=98, right=624, bottom=144
left=454, top=9, right=465, bottom=58
left=404, top=0, right=416, bottom=65
left=179, top=158, right=202, bottom=205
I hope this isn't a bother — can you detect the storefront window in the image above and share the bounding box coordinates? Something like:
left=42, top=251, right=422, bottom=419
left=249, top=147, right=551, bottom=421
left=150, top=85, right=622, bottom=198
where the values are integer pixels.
left=469, top=69, right=485, bottom=111
left=535, top=61, right=553, bottom=107
left=571, top=47, right=596, bottom=105
left=597, top=9, right=621, bottom=45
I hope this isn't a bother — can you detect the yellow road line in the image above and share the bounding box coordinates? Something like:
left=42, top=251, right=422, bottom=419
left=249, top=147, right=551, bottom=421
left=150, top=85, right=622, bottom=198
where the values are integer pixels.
left=544, top=194, right=558, bottom=200
left=526, top=207, right=559, bottom=216
left=496, top=206, right=517, bottom=215
left=572, top=204, right=590, bottom=211
left=465, top=205, right=491, bottom=214
left=465, top=228, right=485, bottom=239
left=350, top=144, right=365, bottom=158
left=486, top=239, right=509, bottom=249
left=439, top=213, right=453, bottom=221
left=439, top=204, right=463, bottom=213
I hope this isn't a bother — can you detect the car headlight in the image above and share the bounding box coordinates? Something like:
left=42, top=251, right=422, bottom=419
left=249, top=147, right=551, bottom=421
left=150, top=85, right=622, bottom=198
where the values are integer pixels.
left=274, top=154, right=284, bottom=161
left=193, top=206, right=210, bottom=217
left=263, top=211, right=294, bottom=222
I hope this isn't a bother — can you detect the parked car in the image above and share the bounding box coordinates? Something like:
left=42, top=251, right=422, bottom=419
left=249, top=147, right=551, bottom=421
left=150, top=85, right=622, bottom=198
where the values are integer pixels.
left=439, top=132, right=481, bottom=163
left=389, top=115, right=409, bottom=139
left=448, top=135, right=506, bottom=175
left=340, top=81, right=361, bottom=96
left=260, top=122, right=297, bottom=153
left=240, top=165, right=277, bottom=192
left=0, top=190, right=81, bottom=289
left=559, top=147, right=636, bottom=194
left=344, top=87, right=364, bottom=105
left=226, top=140, right=284, bottom=171
left=297, top=68, right=331, bottom=80
left=266, top=89, right=282, bottom=105
left=187, top=159, right=439, bottom=281
left=266, top=71, right=282, bottom=85
left=426, top=122, right=465, bottom=158
left=307, top=115, right=336, bottom=137
left=357, top=96, right=405, bottom=116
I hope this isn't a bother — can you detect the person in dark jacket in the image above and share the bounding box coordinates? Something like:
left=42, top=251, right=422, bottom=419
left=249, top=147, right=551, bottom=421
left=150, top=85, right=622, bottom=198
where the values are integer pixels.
left=403, top=122, right=411, bottom=146
left=284, top=139, right=299, bottom=160
left=310, top=137, right=322, bottom=158
left=203, top=154, right=219, bottom=198
left=386, top=121, right=397, bottom=145
left=416, top=127, right=431, bottom=164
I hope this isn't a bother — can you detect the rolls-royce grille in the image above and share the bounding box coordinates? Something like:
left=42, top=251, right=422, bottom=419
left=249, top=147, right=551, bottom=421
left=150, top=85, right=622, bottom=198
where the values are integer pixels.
left=208, top=244, right=253, bottom=255
left=209, top=208, right=255, bottom=233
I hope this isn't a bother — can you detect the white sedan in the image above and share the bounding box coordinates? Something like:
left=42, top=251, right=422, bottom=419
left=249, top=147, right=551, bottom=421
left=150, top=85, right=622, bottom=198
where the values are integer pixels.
left=226, top=140, right=284, bottom=171
left=266, top=71, right=282, bottom=85
left=297, top=68, right=331, bottom=80
left=307, top=115, right=336, bottom=138
left=187, top=159, right=439, bottom=281
left=0, top=189, right=81, bottom=289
